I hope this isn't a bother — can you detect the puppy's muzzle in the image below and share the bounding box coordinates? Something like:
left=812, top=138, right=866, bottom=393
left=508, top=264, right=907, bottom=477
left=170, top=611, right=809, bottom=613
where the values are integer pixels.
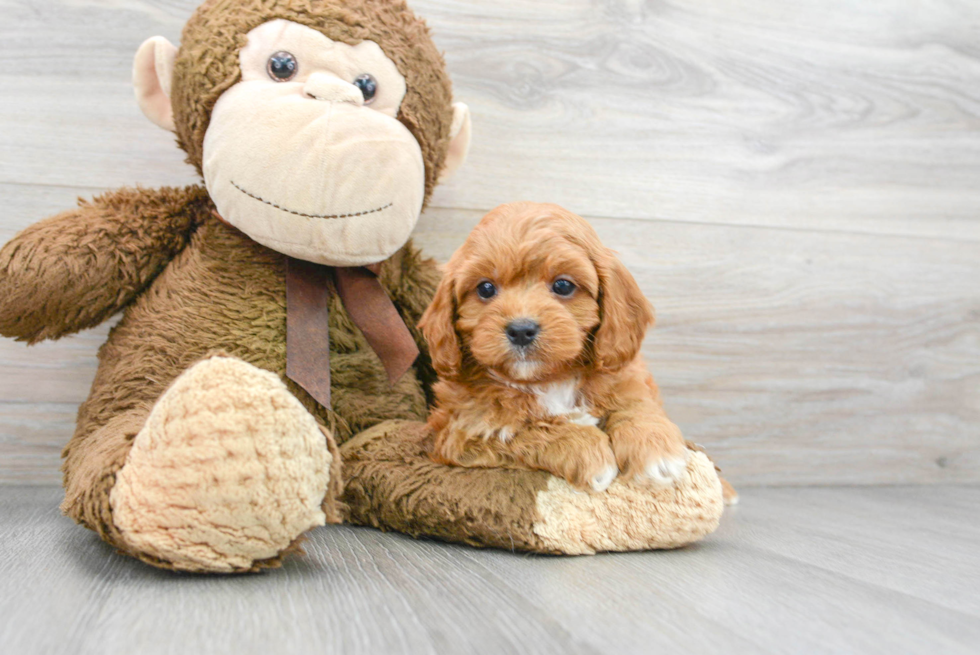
left=506, top=319, right=540, bottom=347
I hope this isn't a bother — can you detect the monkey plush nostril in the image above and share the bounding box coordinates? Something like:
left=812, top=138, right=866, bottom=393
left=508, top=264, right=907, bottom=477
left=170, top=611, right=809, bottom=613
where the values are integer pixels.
left=303, top=73, right=364, bottom=106
left=506, top=320, right=540, bottom=347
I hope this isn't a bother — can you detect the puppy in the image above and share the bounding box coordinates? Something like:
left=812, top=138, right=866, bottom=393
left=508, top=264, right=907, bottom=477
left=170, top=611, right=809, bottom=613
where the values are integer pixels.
left=419, top=202, right=689, bottom=492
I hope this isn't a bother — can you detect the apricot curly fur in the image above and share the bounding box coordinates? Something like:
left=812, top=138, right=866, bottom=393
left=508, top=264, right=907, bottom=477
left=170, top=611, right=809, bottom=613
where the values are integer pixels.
left=420, top=203, right=695, bottom=490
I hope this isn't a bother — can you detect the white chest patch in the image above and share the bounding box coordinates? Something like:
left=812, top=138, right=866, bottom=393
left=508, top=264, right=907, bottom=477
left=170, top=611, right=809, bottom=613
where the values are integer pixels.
left=532, top=380, right=600, bottom=426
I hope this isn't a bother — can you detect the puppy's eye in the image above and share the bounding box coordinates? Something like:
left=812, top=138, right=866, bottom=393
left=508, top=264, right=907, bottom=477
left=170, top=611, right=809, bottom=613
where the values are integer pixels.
left=476, top=281, right=497, bottom=300
left=268, top=51, right=298, bottom=81
left=353, top=74, right=378, bottom=104
left=551, top=279, right=576, bottom=297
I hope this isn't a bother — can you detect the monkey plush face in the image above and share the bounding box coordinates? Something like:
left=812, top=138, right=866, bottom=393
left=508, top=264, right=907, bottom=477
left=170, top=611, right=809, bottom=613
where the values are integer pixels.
left=133, top=1, right=471, bottom=267
left=203, top=19, right=426, bottom=265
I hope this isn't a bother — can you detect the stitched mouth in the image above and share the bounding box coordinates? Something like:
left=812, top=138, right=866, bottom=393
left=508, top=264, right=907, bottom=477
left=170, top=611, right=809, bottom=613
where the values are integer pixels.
left=232, top=181, right=393, bottom=220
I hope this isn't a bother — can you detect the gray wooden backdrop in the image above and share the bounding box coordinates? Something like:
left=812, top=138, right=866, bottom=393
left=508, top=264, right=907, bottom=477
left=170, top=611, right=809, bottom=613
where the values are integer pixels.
left=0, top=0, right=977, bottom=486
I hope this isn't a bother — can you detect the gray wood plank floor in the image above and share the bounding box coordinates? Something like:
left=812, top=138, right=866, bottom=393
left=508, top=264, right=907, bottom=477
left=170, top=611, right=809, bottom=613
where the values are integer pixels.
left=1, top=0, right=979, bottom=486
left=1, top=485, right=978, bottom=655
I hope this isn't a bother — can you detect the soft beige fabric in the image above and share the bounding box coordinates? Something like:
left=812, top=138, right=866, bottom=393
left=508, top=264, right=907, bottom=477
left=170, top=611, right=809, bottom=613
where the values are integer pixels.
left=239, top=20, right=408, bottom=117
left=110, top=356, right=334, bottom=573
left=133, top=36, right=178, bottom=131
left=532, top=451, right=724, bottom=554
left=203, top=19, right=426, bottom=267
left=438, top=101, right=471, bottom=183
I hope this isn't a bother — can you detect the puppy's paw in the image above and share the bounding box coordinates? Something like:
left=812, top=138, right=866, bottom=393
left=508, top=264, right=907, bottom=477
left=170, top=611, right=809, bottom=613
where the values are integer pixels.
left=641, top=452, right=689, bottom=485
left=563, top=445, right=619, bottom=493
left=591, top=462, right=619, bottom=492
left=609, top=416, right=689, bottom=486
left=110, top=357, right=336, bottom=573
left=546, top=425, right=619, bottom=493
left=721, top=477, right=740, bottom=505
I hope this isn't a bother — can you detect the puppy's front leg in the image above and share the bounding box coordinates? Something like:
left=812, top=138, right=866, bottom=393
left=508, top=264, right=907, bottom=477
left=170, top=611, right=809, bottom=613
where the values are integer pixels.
left=516, top=423, right=619, bottom=492
left=433, top=420, right=618, bottom=492
left=606, top=403, right=689, bottom=485
left=431, top=420, right=522, bottom=469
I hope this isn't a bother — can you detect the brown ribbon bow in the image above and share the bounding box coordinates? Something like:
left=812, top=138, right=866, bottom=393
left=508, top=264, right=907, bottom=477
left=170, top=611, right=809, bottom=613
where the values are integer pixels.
left=285, top=257, right=420, bottom=408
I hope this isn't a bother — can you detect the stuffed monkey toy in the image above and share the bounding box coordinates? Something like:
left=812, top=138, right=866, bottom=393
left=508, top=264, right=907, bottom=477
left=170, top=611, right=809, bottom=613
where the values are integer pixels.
left=0, top=0, right=725, bottom=573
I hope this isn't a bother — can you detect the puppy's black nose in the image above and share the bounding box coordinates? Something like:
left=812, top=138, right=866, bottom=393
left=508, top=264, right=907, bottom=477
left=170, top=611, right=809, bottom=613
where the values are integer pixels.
left=506, top=319, right=540, bottom=347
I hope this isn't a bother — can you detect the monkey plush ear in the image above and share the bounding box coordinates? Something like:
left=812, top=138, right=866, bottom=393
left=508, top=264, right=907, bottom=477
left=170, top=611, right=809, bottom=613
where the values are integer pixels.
left=133, top=36, right=178, bottom=132
left=438, top=102, right=472, bottom=184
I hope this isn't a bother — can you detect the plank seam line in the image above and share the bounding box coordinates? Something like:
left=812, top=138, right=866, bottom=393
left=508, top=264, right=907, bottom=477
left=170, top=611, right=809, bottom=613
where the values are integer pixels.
left=425, top=204, right=980, bottom=245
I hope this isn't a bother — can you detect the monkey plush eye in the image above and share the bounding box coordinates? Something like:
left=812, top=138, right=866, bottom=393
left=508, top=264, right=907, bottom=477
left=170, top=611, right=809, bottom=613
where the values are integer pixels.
left=476, top=281, right=497, bottom=300
left=551, top=279, right=576, bottom=297
left=353, top=74, right=378, bottom=104
left=267, top=52, right=298, bottom=81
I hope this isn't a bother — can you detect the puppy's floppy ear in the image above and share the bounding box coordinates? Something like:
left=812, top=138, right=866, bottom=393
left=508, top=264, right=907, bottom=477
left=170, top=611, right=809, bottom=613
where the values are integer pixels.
left=592, top=248, right=655, bottom=371
left=419, top=271, right=463, bottom=378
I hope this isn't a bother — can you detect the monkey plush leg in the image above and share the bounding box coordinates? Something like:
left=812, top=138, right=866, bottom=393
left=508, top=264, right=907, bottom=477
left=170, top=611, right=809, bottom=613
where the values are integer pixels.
left=343, top=421, right=725, bottom=555
left=64, top=355, right=341, bottom=573
left=62, top=407, right=152, bottom=550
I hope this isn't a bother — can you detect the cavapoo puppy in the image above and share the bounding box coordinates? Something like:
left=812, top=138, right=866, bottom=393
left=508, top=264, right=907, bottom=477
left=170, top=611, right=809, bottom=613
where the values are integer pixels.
left=419, top=202, right=690, bottom=492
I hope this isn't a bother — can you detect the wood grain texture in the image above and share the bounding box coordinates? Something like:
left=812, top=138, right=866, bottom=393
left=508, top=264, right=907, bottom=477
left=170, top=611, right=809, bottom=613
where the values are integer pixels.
left=1, top=0, right=979, bottom=485
left=1, top=485, right=979, bottom=655
left=1, top=0, right=979, bottom=237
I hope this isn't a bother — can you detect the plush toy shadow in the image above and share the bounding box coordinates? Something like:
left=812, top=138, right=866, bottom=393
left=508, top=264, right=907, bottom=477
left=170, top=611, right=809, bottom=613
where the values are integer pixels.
left=0, top=0, right=726, bottom=573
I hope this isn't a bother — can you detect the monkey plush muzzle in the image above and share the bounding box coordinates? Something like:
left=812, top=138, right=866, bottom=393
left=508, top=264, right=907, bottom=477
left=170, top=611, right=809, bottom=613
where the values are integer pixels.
left=202, top=20, right=427, bottom=267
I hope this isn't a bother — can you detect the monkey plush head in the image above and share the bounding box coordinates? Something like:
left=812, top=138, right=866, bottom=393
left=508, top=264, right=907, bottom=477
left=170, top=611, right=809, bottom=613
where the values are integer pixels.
left=133, top=0, right=471, bottom=266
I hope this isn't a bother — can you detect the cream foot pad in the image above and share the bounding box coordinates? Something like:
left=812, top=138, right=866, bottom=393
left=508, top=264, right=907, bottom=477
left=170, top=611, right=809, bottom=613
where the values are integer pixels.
left=110, top=356, right=337, bottom=572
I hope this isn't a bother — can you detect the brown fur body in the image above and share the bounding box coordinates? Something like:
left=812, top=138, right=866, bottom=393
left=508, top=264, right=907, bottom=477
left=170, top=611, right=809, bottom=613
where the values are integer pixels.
left=0, top=185, right=438, bottom=566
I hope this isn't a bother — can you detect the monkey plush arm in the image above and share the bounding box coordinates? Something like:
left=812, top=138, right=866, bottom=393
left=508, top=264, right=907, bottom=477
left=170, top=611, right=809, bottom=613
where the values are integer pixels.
left=0, top=185, right=209, bottom=343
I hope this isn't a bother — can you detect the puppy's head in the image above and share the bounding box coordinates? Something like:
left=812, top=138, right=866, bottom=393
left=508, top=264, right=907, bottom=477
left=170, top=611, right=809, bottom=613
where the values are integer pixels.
left=419, top=202, right=654, bottom=382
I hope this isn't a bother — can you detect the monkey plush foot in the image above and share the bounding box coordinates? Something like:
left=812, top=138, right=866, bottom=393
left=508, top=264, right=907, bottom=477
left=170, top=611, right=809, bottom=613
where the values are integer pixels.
left=109, top=356, right=341, bottom=573
left=342, top=421, right=725, bottom=554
